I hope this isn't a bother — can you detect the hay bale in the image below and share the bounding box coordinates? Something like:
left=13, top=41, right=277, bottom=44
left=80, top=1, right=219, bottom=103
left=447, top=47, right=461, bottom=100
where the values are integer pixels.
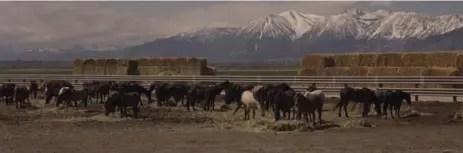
left=298, top=68, right=319, bottom=76
left=201, top=65, right=216, bottom=76
left=426, top=67, right=462, bottom=88
left=375, top=53, right=403, bottom=67
left=396, top=67, right=430, bottom=88
left=301, top=54, right=335, bottom=70
left=367, top=67, right=399, bottom=76
left=402, top=52, right=430, bottom=67
left=332, top=54, right=359, bottom=67
left=115, top=59, right=129, bottom=75
left=83, top=59, right=96, bottom=75
left=429, top=52, right=460, bottom=67
left=454, top=53, right=463, bottom=69
left=357, top=53, right=378, bottom=66
left=105, top=59, right=118, bottom=75
left=72, top=59, right=84, bottom=75
left=367, top=67, right=399, bottom=87
left=322, top=67, right=370, bottom=87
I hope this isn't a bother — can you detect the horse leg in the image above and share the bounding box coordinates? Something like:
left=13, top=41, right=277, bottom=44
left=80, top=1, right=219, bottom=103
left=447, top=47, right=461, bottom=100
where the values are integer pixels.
left=382, top=102, right=389, bottom=119
left=343, top=102, right=349, bottom=118
left=395, top=103, right=401, bottom=118
left=233, top=102, right=242, bottom=115
left=244, top=106, right=249, bottom=120
left=133, top=106, right=139, bottom=118
left=389, top=103, right=395, bottom=119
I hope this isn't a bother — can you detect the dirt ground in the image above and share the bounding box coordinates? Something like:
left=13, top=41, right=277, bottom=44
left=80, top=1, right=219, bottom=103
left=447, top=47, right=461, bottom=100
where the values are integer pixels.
left=0, top=96, right=462, bottom=153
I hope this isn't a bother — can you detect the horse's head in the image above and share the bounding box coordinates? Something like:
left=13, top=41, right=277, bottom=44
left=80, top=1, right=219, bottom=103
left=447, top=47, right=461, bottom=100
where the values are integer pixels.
left=400, top=90, right=412, bottom=106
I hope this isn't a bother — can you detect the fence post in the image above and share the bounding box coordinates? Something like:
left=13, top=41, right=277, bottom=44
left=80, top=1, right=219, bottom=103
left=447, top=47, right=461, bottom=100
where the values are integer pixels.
left=414, top=84, right=419, bottom=102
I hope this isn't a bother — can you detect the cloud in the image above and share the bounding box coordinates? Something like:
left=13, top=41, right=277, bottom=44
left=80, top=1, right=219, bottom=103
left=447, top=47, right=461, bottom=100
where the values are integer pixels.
left=0, top=1, right=375, bottom=48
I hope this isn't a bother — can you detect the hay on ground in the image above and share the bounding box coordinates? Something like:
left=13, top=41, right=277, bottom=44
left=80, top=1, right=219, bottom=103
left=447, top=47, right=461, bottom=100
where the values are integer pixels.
left=402, top=52, right=430, bottom=67
left=375, top=53, right=403, bottom=67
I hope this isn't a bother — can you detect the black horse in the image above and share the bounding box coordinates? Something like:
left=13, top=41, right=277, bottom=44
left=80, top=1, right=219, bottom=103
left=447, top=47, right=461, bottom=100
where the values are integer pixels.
left=1, top=83, right=15, bottom=105
left=335, top=85, right=378, bottom=118
left=224, top=83, right=246, bottom=105
left=29, top=80, right=39, bottom=99
left=44, top=80, right=73, bottom=104
left=376, top=89, right=412, bottom=119
left=117, top=82, right=152, bottom=105
left=203, top=80, right=231, bottom=111
left=165, top=83, right=190, bottom=106
left=185, top=84, right=206, bottom=111
left=272, top=85, right=297, bottom=121
left=14, top=85, right=30, bottom=109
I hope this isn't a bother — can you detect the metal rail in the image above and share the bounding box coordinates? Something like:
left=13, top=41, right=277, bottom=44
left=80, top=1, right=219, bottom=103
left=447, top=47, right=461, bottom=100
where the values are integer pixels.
left=2, top=74, right=463, bottom=102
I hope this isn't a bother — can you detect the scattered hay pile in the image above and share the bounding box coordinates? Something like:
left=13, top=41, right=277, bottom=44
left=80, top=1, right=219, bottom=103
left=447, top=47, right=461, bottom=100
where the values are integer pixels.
left=299, top=51, right=463, bottom=88
left=72, top=57, right=215, bottom=76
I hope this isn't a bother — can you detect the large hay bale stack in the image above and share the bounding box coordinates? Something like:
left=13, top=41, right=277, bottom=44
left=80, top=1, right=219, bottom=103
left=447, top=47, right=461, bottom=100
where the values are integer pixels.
left=454, top=53, right=463, bottom=69
left=322, top=67, right=370, bottom=87
left=298, top=68, right=320, bottom=76
left=375, top=53, right=403, bottom=67
left=396, top=67, right=430, bottom=88
left=332, top=54, right=359, bottom=67
left=300, top=54, right=335, bottom=72
left=94, top=59, right=107, bottom=75
left=72, top=59, right=84, bottom=75
left=367, top=67, right=399, bottom=88
left=105, top=59, right=118, bottom=75
left=115, top=59, right=129, bottom=75
left=427, top=67, right=463, bottom=88
left=357, top=53, right=378, bottom=67
left=429, top=52, right=460, bottom=68
left=82, top=59, right=96, bottom=75
left=138, top=58, right=151, bottom=75
left=402, top=52, right=430, bottom=67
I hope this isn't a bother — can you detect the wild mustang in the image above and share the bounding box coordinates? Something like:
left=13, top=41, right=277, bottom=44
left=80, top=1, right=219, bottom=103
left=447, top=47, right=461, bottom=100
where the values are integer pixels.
left=240, top=90, right=260, bottom=120
left=203, top=80, right=231, bottom=111
left=29, top=80, right=39, bottom=99
left=186, top=84, right=206, bottom=111
left=1, top=83, right=16, bottom=105
left=164, top=83, right=190, bottom=106
left=224, top=83, right=245, bottom=105
left=56, top=86, right=75, bottom=108
left=44, top=80, right=73, bottom=104
left=14, top=86, right=30, bottom=109
left=376, top=89, right=412, bottom=119
left=237, top=84, right=273, bottom=117
left=104, top=91, right=141, bottom=118
left=335, top=85, right=377, bottom=118
left=272, top=89, right=297, bottom=121
left=293, top=89, right=325, bottom=126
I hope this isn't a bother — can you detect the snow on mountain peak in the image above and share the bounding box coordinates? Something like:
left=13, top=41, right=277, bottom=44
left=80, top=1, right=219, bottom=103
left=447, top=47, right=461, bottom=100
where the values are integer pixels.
left=278, top=10, right=325, bottom=37
left=177, top=8, right=463, bottom=42
left=237, top=13, right=296, bottom=39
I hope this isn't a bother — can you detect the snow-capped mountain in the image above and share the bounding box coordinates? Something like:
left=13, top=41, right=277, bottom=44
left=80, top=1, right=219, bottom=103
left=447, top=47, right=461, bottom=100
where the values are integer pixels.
left=8, top=8, right=463, bottom=61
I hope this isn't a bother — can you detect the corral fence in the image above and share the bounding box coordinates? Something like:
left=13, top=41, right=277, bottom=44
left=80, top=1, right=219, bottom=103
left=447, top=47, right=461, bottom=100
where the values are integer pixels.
left=2, top=74, right=463, bottom=102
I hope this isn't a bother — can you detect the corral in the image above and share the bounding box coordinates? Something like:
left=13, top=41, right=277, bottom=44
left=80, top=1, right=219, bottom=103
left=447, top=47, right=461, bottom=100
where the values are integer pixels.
left=72, top=57, right=217, bottom=75
left=1, top=93, right=462, bottom=153
left=300, top=51, right=463, bottom=88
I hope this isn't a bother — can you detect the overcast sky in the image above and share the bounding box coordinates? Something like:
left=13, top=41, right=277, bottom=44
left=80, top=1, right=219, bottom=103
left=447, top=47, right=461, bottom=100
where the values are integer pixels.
left=1, top=1, right=463, bottom=48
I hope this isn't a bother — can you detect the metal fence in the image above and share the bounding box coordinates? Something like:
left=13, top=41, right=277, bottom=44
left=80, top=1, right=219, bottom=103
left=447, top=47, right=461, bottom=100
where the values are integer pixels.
left=1, top=74, right=463, bottom=102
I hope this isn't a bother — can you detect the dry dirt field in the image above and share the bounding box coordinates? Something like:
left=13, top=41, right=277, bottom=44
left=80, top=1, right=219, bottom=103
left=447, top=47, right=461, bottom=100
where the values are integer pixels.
left=0, top=97, right=462, bottom=153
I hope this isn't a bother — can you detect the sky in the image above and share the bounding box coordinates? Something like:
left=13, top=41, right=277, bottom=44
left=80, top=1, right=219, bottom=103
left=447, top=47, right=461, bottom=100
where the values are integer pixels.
left=1, top=1, right=463, bottom=49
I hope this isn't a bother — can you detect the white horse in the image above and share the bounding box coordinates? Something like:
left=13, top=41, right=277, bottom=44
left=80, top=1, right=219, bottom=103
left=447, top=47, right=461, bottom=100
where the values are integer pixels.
left=240, top=90, right=260, bottom=120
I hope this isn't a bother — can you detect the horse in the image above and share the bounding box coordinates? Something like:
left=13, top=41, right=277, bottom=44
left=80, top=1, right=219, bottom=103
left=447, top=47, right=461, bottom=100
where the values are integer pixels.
left=376, top=90, right=412, bottom=119
left=1, top=83, right=15, bottom=105
left=203, top=80, right=231, bottom=111
left=293, top=89, right=325, bottom=126
left=44, top=80, right=73, bottom=104
left=70, top=88, right=90, bottom=110
left=272, top=89, right=296, bottom=121
left=56, top=86, right=76, bottom=108
left=14, top=85, right=30, bottom=109
left=224, top=83, right=245, bottom=105
left=186, top=84, right=207, bottom=111
left=29, top=80, right=39, bottom=99
left=335, top=85, right=377, bottom=118
left=240, top=90, right=259, bottom=120
left=164, top=83, right=190, bottom=107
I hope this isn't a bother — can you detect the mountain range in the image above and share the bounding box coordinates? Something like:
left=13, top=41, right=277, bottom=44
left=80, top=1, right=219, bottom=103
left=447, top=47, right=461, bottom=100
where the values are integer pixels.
left=4, top=8, right=463, bottom=61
